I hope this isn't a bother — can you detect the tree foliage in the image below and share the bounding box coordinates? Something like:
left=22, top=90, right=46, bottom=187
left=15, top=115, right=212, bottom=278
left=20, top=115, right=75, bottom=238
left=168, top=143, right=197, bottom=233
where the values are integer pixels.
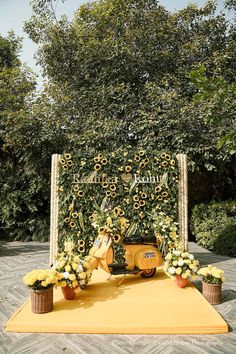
left=0, top=34, right=46, bottom=241
left=190, top=66, right=236, bottom=154
left=1, top=0, right=236, bottom=241
left=24, top=0, right=233, bottom=169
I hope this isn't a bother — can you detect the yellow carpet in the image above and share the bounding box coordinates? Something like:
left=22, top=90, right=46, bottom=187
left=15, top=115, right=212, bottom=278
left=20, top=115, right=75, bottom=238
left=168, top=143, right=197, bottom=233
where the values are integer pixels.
left=5, top=269, right=228, bottom=334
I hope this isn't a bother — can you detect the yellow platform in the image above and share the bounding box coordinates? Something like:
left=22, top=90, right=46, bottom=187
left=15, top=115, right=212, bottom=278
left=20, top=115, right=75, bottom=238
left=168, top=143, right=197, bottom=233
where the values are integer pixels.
left=5, top=269, right=228, bottom=334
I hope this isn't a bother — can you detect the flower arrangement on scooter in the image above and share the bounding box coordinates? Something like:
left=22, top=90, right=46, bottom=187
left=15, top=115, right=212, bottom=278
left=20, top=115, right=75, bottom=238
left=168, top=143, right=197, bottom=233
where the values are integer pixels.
left=90, top=205, right=130, bottom=265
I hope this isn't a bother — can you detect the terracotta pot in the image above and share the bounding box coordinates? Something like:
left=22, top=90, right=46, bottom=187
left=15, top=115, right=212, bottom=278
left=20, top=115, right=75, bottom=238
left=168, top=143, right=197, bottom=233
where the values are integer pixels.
left=61, top=285, right=76, bottom=300
left=31, top=286, right=53, bottom=314
left=202, top=282, right=222, bottom=304
left=175, top=275, right=188, bottom=288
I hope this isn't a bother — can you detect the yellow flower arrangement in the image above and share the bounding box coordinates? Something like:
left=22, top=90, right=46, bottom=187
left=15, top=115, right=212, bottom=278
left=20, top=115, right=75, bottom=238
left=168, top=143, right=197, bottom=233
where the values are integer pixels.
left=23, top=269, right=62, bottom=290
left=198, top=265, right=225, bottom=284
left=55, top=240, right=92, bottom=289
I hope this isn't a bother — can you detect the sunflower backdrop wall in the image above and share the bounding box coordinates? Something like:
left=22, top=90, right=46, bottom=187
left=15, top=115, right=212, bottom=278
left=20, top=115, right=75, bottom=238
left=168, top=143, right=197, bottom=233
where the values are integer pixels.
left=53, top=147, right=182, bottom=265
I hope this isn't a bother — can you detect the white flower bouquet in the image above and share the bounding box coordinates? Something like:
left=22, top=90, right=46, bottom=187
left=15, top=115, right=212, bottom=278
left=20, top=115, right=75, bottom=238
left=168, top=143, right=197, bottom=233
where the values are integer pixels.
left=164, top=249, right=199, bottom=279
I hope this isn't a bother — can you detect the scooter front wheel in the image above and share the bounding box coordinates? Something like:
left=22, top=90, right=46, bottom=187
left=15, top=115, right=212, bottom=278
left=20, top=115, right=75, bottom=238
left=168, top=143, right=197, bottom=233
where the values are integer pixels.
left=140, top=268, right=156, bottom=278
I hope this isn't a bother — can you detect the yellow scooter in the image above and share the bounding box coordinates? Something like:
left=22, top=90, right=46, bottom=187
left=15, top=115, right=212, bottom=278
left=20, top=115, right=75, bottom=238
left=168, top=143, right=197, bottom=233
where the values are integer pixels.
left=82, top=230, right=163, bottom=286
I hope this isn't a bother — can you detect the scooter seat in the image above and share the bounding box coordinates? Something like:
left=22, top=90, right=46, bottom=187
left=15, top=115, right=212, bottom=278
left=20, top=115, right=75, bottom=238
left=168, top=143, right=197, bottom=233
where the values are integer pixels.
left=124, top=235, right=142, bottom=244
left=141, top=236, right=156, bottom=244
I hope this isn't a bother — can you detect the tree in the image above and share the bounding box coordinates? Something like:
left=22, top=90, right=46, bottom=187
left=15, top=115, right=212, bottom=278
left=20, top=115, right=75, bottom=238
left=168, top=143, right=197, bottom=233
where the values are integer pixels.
left=190, top=66, right=236, bottom=155
left=24, top=0, right=232, bottom=167
left=0, top=33, right=44, bottom=241
left=2, top=0, right=236, bottom=241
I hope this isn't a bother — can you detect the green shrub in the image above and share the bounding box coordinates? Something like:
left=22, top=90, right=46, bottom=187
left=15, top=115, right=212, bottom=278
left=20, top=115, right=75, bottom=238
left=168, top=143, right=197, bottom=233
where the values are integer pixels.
left=190, top=200, right=236, bottom=256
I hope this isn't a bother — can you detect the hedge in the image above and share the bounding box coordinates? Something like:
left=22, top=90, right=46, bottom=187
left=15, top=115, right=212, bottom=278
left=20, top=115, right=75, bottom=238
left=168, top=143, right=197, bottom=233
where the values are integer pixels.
left=190, top=200, right=236, bottom=256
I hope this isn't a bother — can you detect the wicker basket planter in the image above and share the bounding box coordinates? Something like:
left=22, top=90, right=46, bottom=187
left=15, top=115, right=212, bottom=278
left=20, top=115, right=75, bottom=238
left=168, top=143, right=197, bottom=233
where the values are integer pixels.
left=202, top=282, right=222, bottom=305
left=31, top=286, right=53, bottom=313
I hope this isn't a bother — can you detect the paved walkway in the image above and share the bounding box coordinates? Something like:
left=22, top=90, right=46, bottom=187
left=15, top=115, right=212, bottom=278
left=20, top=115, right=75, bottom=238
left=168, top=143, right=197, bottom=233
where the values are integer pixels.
left=0, top=241, right=236, bottom=354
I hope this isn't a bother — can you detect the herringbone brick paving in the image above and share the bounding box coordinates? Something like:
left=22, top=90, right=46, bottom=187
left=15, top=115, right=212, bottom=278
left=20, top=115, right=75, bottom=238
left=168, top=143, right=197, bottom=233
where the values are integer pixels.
left=0, top=241, right=235, bottom=354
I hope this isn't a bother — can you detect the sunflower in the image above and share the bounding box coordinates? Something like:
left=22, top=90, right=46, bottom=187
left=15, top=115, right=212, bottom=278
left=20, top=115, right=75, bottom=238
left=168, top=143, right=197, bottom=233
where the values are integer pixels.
left=101, top=158, right=108, bottom=165
left=106, top=190, right=111, bottom=197
left=98, top=153, right=103, bottom=159
left=134, top=203, right=140, bottom=209
left=170, top=159, right=176, bottom=166
left=64, top=217, right=70, bottom=223
left=160, top=152, right=166, bottom=159
left=139, top=200, right=145, bottom=206
left=113, top=234, right=121, bottom=244
left=162, top=161, right=168, bottom=167
left=70, top=221, right=76, bottom=228
left=165, top=154, right=170, bottom=160
left=157, top=195, right=163, bottom=201
left=114, top=207, right=120, bottom=215
left=89, top=215, right=95, bottom=221
left=72, top=212, right=78, bottom=218
left=63, top=165, right=68, bottom=170
left=102, top=182, right=108, bottom=188
left=139, top=150, right=145, bottom=156
left=110, top=184, right=116, bottom=191
left=141, top=192, right=147, bottom=199
left=155, top=185, right=162, bottom=193
left=162, top=191, right=168, bottom=198
left=65, top=153, right=72, bottom=160
left=60, top=158, right=66, bottom=165
left=78, top=239, right=85, bottom=246
left=144, top=158, right=149, bottom=164
left=111, top=191, right=117, bottom=198
left=119, top=209, right=124, bottom=216
left=73, top=184, right=79, bottom=192
left=94, top=156, right=100, bottom=162
left=94, top=163, right=101, bottom=171
left=78, top=245, right=85, bottom=253
left=125, top=166, right=132, bottom=172
left=133, top=195, right=139, bottom=201
left=134, top=155, right=141, bottom=162
left=67, top=160, right=73, bottom=167
left=78, top=191, right=84, bottom=197
left=140, top=161, right=146, bottom=168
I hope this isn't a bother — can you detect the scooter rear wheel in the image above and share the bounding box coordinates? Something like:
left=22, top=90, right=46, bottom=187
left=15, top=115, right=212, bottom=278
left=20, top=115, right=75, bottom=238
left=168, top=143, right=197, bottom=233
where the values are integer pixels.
left=140, top=268, right=156, bottom=278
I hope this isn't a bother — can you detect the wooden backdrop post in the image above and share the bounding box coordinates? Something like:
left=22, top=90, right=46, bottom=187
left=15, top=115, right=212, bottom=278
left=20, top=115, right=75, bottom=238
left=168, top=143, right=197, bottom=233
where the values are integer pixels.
left=49, top=154, right=61, bottom=266
left=176, top=154, right=188, bottom=250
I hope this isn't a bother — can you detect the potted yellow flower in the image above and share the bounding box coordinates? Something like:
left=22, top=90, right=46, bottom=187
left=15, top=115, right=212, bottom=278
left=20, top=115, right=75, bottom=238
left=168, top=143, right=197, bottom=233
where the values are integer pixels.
left=55, top=240, right=92, bottom=299
left=164, top=248, right=199, bottom=288
left=198, top=265, right=225, bottom=304
left=23, top=269, right=62, bottom=313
